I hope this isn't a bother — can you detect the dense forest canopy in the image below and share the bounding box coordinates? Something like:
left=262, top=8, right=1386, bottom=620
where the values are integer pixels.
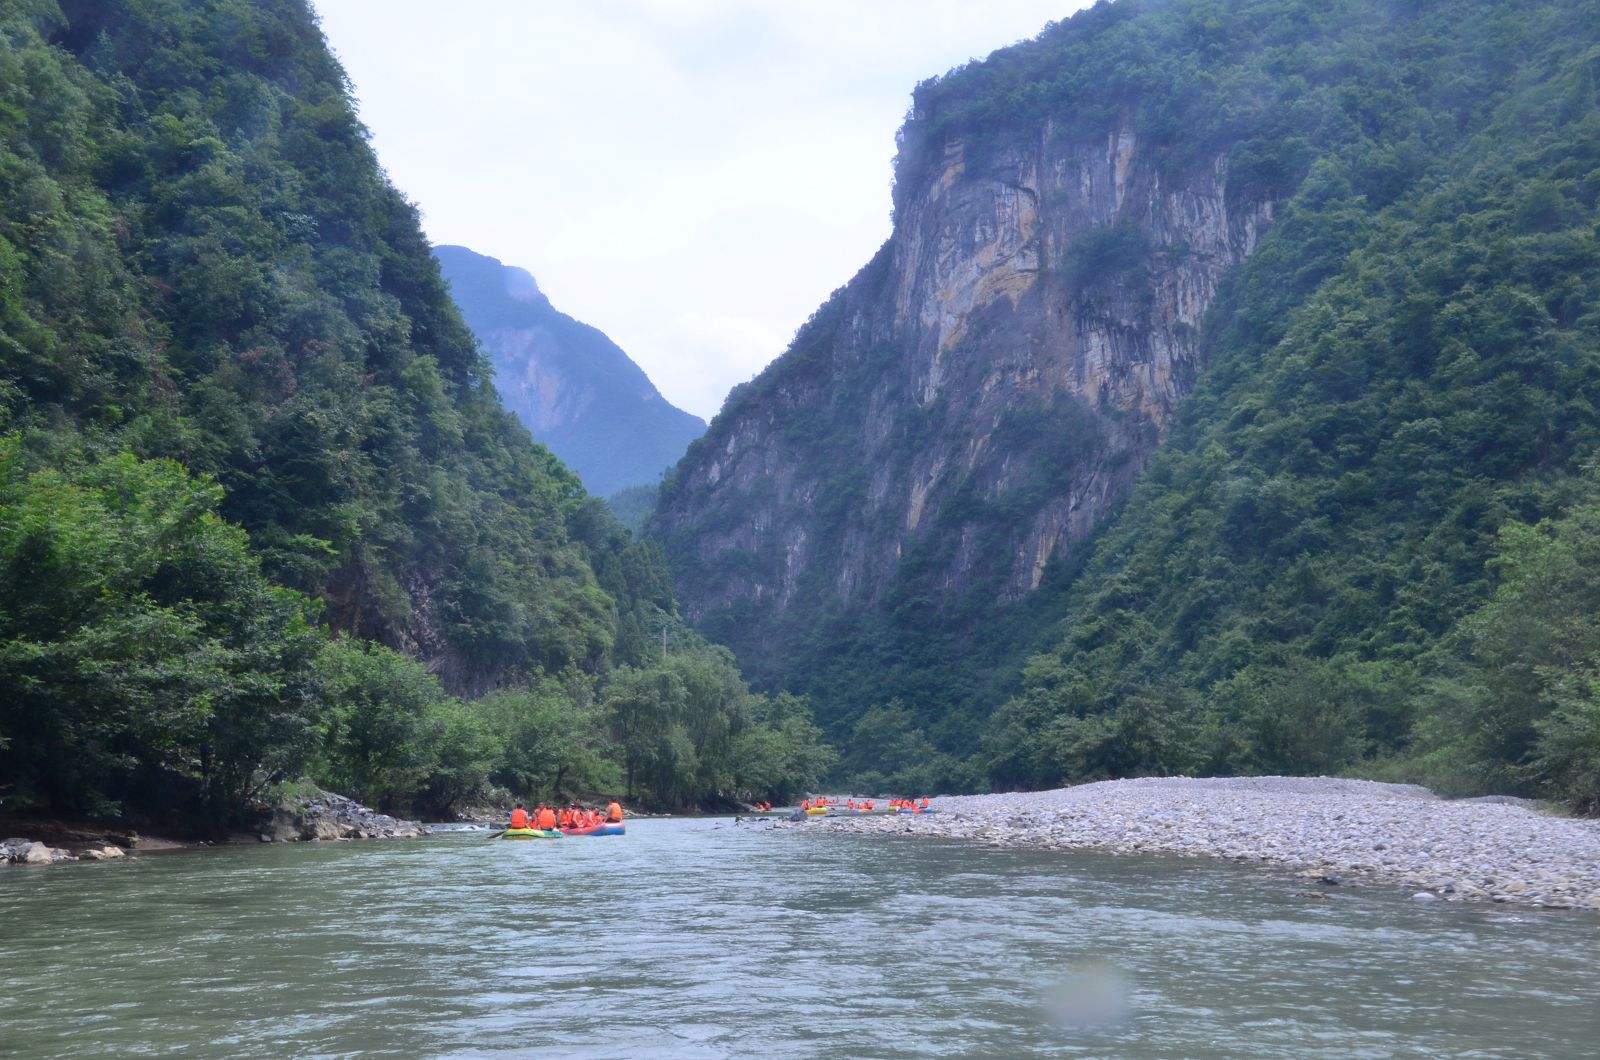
left=981, top=0, right=1600, bottom=806
left=0, top=0, right=830, bottom=823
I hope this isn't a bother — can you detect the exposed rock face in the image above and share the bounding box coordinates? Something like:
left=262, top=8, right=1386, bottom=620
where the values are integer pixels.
left=654, top=112, right=1273, bottom=691
left=264, top=791, right=425, bottom=842
left=436, top=245, right=706, bottom=497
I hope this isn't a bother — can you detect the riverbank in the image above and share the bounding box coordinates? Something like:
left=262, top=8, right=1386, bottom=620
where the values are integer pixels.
left=815, top=777, right=1600, bottom=910
left=2, top=789, right=423, bottom=867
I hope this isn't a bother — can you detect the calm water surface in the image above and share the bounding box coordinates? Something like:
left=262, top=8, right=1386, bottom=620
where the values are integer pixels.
left=2, top=817, right=1598, bottom=1057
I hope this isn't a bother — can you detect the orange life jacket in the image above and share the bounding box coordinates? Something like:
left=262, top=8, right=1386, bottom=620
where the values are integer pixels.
left=509, top=808, right=530, bottom=829
left=536, top=807, right=557, bottom=830
left=606, top=801, right=623, bottom=822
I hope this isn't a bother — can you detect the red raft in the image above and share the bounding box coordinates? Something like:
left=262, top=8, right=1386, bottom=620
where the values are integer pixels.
left=560, top=822, right=625, bottom=837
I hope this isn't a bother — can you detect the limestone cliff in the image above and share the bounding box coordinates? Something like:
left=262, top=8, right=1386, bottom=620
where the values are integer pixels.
left=652, top=49, right=1274, bottom=716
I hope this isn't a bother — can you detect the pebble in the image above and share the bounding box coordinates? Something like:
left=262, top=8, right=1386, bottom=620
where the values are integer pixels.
left=819, top=777, right=1600, bottom=911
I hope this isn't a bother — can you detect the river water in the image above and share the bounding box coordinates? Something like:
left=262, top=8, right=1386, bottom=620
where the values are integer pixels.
left=3, top=817, right=1597, bottom=1057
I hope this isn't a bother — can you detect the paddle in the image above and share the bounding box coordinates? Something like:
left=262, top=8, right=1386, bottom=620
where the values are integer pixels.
left=486, top=828, right=506, bottom=840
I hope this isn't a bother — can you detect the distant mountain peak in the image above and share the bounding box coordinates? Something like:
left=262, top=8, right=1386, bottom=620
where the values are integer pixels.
left=436, top=245, right=705, bottom=497
left=502, top=264, right=547, bottom=307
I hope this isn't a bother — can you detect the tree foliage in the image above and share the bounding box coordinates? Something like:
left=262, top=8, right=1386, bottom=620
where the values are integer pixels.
left=0, top=441, right=324, bottom=817
left=981, top=0, right=1600, bottom=808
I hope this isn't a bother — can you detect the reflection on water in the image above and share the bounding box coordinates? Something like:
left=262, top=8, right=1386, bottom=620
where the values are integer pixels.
left=3, top=818, right=1598, bottom=1057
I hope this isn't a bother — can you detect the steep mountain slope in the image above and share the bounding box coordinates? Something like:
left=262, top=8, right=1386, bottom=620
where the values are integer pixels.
left=653, top=0, right=1600, bottom=794
left=436, top=245, right=705, bottom=497
left=985, top=3, right=1600, bottom=796
left=0, top=0, right=834, bottom=819
left=0, top=0, right=660, bottom=697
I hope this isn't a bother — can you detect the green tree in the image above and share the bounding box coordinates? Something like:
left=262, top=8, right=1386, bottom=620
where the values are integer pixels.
left=0, top=441, right=324, bottom=819
left=480, top=675, right=619, bottom=802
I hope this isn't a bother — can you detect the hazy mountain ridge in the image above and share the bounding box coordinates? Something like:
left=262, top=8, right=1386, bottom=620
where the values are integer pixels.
left=436, top=245, right=705, bottom=497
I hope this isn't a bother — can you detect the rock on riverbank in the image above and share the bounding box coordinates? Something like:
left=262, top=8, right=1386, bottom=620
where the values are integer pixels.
left=818, top=777, right=1600, bottom=911
left=261, top=791, right=425, bottom=843
left=3, top=791, right=423, bottom=867
left=2, top=837, right=125, bottom=865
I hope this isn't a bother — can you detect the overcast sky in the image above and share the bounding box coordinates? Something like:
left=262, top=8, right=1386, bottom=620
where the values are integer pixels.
left=311, top=1, right=1086, bottom=419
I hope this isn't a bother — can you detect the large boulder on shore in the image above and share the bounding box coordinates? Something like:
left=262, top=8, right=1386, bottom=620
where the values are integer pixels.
left=264, top=790, right=425, bottom=842
left=2, top=838, right=76, bottom=864
left=79, top=845, right=125, bottom=861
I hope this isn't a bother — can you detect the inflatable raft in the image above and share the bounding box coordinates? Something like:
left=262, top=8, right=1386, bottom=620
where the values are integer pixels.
left=561, top=822, right=625, bottom=837
left=501, top=827, right=562, bottom=840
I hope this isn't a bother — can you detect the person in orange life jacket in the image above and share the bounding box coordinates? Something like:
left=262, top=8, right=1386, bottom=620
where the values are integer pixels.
left=508, top=803, right=531, bottom=830
left=535, top=805, right=557, bottom=830
left=606, top=800, right=624, bottom=823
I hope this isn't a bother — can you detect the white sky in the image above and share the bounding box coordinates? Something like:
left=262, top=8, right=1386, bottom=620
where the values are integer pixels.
left=311, top=1, right=1087, bottom=419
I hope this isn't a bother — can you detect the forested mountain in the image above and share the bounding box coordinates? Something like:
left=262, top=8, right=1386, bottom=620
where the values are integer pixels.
left=0, top=0, right=828, bottom=823
left=436, top=245, right=705, bottom=498
left=653, top=0, right=1600, bottom=804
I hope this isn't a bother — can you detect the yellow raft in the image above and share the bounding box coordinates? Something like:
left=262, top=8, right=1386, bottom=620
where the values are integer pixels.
left=501, top=827, right=562, bottom=840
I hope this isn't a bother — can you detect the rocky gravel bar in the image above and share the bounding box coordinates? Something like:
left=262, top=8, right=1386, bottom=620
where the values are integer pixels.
left=817, top=777, right=1600, bottom=911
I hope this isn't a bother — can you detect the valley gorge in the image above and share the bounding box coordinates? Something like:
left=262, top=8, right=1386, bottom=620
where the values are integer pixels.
left=654, top=0, right=1600, bottom=806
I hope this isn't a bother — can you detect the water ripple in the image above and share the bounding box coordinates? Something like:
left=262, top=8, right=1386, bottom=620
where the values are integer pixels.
left=2, top=818, right=1598, bottom=1057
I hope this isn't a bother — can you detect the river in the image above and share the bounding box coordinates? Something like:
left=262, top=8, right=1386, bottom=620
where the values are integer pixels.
left=3, top=817, right=1597, bottom=1057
